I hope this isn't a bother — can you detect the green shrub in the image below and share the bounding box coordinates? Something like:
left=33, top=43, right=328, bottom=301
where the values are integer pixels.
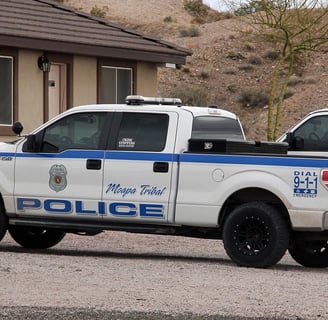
left=183, top=0, right=208, bottom=17
left=90, top=5, right=108, bottom=18
left=227, top=84, right=238, bottom=93
left=163, top=16, right=173, bottom=23
left=226, top=50, right=245, bottom=60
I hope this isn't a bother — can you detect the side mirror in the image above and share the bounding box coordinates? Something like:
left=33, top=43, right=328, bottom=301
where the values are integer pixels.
left=12, top=121, right=23, bottom=136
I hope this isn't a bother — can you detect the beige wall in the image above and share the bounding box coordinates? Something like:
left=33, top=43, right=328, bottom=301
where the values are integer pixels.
left=72, top=56, right=97, bottom=107
left=3, top=52, right=159, bottom=141
left=18, top=50, right=44, bottom=134
left=136, top=62, right=157, bottom=96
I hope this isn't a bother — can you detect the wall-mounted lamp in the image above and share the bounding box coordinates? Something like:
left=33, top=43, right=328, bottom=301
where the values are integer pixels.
left=37, top=55, right=51, bottom=72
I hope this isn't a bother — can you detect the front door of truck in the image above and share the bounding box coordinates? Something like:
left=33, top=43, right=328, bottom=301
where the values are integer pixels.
left=102, top=111, right=178, bottom=223
left=14, top=111, right=111, bottom=218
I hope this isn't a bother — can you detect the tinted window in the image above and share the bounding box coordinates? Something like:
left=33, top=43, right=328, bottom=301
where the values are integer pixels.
left=101, top=67, right=132, bottom=104
left=293, top=115, right=328, bottom=151
left=191, top=116, right=244, bottom=139
left=116, top=113, right=169, bottom=151
left=41, top=112, right=108, bottom=152
left=0, top=56, right=13, bottom=125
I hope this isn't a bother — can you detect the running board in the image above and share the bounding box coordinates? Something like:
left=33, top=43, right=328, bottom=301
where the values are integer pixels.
left=8, top=217, right=179, bottom=236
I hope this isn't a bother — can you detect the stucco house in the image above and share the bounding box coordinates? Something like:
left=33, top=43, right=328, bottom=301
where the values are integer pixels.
left=0, top=0, right=191, bottom=138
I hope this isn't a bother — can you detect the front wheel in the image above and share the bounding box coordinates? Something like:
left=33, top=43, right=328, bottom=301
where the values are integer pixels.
left=288, top=240, right=328, bottom=268
left=0, top=202, right=8, bottom=242
left=8, top=226, right=65, bottom=249
left=223, top=202, right=289, bottom=268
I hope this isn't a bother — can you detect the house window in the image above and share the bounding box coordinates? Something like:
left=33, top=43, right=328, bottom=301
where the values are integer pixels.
left=0, top=56, right=13, bottom=126
left=101, top=66, right=132, bottom=104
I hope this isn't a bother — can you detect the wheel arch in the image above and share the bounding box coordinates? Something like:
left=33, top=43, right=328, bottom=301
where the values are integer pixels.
left=219, top=187, right=291, bottom=228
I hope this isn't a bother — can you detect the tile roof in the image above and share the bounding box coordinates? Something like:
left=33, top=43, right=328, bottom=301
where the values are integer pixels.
left=0, top=0, right=192, bottom=64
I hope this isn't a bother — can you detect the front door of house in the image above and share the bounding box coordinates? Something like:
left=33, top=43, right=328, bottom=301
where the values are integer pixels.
left=48, top=63, right=67, bottom=120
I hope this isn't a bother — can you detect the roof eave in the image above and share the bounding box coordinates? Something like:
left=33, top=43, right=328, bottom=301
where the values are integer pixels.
left=0, top=35, right=191, bottom=65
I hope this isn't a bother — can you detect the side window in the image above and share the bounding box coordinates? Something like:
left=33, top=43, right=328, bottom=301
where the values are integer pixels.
left=116, top=113, right=169, bottom=151
left=41, top=112, right=108, bottom=152
left=0, top=56, right=13, bottom=126
left=293, top=115, right=328, bottom=151
left=191, top=116, right=244, bottom=140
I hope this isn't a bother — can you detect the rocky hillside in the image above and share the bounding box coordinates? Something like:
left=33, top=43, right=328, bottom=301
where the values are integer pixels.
left=66, top=0, right=328, bottom=140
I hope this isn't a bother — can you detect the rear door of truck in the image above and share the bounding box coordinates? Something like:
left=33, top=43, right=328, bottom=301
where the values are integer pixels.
left=102, top=110, right=179, bottom=223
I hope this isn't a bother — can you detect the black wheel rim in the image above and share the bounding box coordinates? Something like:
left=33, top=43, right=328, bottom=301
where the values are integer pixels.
left=233, top=216, right=270, bottom=256
left=303, top=241, right=328, bottom=255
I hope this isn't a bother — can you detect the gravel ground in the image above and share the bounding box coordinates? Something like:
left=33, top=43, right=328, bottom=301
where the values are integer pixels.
left=0, top=231, right=327, bottom=320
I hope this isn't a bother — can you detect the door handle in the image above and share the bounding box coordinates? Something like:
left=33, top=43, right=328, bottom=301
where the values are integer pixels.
left=153, top=162, right=169, bottom=173
left=86, top=159, right=102, bottom=170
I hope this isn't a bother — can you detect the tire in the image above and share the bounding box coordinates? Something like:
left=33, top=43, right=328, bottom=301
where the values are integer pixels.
left=8, top=226, right=65, bottom=249
left=288, top=240, right=328, bottom=268
left=223, top=202, right=289, bottom=268
left=0, top=202, right=8, bottom=242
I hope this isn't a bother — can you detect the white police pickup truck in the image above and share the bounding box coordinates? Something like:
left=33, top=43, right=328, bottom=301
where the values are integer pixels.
left=1, top=96, right=328, bottom=269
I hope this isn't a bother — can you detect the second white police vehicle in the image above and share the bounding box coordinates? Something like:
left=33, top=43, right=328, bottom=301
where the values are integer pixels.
left=2, top=96, right=328, bottom=268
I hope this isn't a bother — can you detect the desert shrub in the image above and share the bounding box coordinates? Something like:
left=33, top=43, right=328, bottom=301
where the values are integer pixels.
left=181, top=66, right=191, bottom=73
left=283, top=89, right=294, bottom=99
left=238, top=64, right=255, bottom=72
left=184, top=0, right=233, bottom=23
left=239, top=88, right=269, bottom=107
left=248, top=55, right=263, bottom=65
left=303, top=76, right=316, bottom=84
left=223, top=67, right=238, bottom=75
left=163, top=16, right=173, bottom=23
left=263, top=49, right=280, bottom=60
left=183, top=0, right=208, bottom=17
left=179, top=26, right=201, bottom=37
left=198, top=70, right=210, bottom=79
left=227, top=83, right=238, bottom=93
left=234, top=0, right=281, bottom=16
left=171, top=85, right=208, bottom=106
left=90, top=5, right=108, bottom=18
left=287, top=75, right=303, bottom=86
left=226, top=50, right=246, bottom=60
left=244, top=42, right=255, bottom=51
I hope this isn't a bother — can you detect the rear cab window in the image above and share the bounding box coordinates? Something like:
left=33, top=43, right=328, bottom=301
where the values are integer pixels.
left=191, top=116, right=245, bottom=140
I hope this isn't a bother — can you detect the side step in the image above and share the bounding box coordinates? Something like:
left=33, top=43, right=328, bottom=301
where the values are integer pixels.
left=8, top=217, right=179, bottom=236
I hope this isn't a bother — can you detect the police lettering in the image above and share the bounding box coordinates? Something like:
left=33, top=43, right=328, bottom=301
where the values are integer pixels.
left=16, top=198, right=164, bottom=219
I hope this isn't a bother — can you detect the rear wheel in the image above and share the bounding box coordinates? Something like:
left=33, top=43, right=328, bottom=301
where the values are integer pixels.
left=288, top=240, right=328, bottom=268
left=0, top=202, right=8, bottom=242
left=8, top=226, right=65, bottom=249
left=223, top=202, right=289, bottom=268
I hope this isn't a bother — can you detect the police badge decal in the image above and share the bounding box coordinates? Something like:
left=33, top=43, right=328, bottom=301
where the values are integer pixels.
left=49, top=164, right=67, bottom=192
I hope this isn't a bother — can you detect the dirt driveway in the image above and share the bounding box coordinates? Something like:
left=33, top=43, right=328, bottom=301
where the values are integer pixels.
left=0, top=231, right=327, bottom=319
